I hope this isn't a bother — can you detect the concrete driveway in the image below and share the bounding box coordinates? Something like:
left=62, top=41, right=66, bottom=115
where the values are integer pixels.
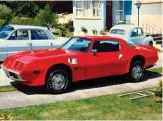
left=0, top=70, right=162, bottom=109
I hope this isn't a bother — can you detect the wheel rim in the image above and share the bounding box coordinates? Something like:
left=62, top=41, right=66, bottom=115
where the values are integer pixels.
left=51, top=74, right=66, bottom=90
left=132, top=65, right=143, bottom=80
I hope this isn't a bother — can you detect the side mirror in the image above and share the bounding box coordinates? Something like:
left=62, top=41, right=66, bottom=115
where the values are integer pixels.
left=91, top=49, right=97, bottom=55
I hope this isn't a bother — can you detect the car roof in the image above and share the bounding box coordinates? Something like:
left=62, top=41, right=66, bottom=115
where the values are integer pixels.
left=74, top=35, right=125, bottom=42
left=7, top=24, right=48, bottom=30
left=110, top=24, right=138, bottom=32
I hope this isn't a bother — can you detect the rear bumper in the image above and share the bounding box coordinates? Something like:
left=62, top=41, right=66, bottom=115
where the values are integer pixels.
left=145, top=64, right=156, bottom=69
left=1, top=64, right=26, bottom=81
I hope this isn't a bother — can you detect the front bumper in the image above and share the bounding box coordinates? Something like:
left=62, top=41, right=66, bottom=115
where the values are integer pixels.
left=1, top=64, right=26, bottom=81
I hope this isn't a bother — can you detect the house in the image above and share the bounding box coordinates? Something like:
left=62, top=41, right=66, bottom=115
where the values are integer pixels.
left=72, top=0, right=162, bottom=35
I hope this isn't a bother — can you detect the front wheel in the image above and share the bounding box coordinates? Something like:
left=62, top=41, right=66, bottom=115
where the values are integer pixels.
left=127, top=61, right=145, bottom=82
left=149, top=41, right=153, bottom=46
left=46, top=69, right=69, bottom=94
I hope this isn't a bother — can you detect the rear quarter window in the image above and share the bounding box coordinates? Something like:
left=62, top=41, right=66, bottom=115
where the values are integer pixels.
left=110, top=29, right=126, bottom=35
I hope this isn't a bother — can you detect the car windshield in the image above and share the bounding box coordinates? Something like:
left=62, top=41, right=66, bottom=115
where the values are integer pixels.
left=0, top=31, right=12, bottom=39
left=62, top=37, right=91, bottom=52
left=0, top=26, right=14, bottom=39
left=110, top=29, right=126, bottom=35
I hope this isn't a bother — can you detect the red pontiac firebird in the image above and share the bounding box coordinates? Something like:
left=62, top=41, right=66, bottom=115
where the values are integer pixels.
left=1, top=36, right=158, bottom=94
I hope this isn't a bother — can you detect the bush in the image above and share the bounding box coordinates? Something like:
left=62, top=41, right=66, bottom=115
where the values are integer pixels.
left=57, top=23, right=67, bottom=37
left=10, top=16, right=35, bottom=25
left=92, top=28, right=97, bottom=35
left=81, top=26, right=88, bottom=33
left=35, top=5, right=56, bottom=27
left=154, top=80, right=162, bottom=98
left=66, top=20, right=74, bottom=32
left=0, top=4, right=12, bottom=24
left=0, top=19, right=5, bottom=29
left=0, top=113, right=13, bottom=120
left=99, top=29, right=106, bottom=35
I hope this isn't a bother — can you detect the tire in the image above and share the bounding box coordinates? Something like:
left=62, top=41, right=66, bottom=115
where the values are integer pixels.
left=45, top=69, right=70, bottom=94
left=149, top=41, right=153, bottom=46
left=127, top=61, right=145, bottom=82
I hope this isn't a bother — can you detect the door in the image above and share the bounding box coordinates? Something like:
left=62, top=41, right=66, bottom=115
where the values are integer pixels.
left=30, top=29, right=52, bottom=50
left=6, top=29, right=31, bottom=56
left=106, top=1, right=112, bottom=30
left=0, top=39, right=7, bottom=61
left=85, top=40, right=126, bottom=79
left=131, top=28, right=145, bottom=44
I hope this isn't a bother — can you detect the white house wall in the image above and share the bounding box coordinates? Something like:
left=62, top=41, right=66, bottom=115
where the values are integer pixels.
left=73, top=1, right=106, bottom=35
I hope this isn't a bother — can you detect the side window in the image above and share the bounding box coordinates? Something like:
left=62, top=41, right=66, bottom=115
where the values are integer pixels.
left=138, top=28, right=143, bottom=36
left=131, top=28, right=138, bottom=37
left=31, top=30, right=48, bottom=40
left=8, top=30, right=29, bottom=40
left=93, top=40, right=119, bottom=52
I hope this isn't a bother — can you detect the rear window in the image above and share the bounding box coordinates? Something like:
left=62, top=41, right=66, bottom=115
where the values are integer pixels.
left=110, top=29, right=126, bottom=35
left=0, top=26, right=14, bottom=32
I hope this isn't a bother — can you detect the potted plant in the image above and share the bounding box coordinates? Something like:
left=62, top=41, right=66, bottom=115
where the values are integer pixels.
left=92, top=28, right=98, bottom=35
left=81, top=26, right=88, bottom=35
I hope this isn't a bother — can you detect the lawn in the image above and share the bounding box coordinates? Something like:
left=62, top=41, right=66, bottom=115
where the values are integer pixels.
left=0, top=94, right=162, bottom=120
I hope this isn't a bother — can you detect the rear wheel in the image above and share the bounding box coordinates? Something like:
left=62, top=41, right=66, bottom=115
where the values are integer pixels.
left=46, top=69, right=70, bottom=94
left=149, top=41, right=153, bottom=46
left=127, top=61, right=145, bottom=82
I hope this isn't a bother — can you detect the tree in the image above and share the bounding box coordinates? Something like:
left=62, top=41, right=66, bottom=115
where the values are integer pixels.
left=35, top=5, right=56, bottom=27
left=0, top=4, right=12, bottom=24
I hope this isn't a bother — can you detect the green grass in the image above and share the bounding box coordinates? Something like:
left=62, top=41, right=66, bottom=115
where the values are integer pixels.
left=0, top=94, right=162, bottom=120
left=0, top=85, right=17, bottom=92
left=148, top=67, right=162, bottom=73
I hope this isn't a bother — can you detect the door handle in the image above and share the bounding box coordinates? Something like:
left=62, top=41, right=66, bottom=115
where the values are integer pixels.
left=119, top=54, right=124, bottom=59
left=26, top=43, right=32, bottom=46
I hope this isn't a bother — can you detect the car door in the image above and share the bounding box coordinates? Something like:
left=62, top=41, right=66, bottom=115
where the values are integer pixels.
left=131, top=28, right=145, bottom=45
left=6, top=29, right=31, bottom=56
left=85, top=40, right=127, bottom=79
left=0, top=39, right=7, bottom=61
left=30, top=29, right=52, bottom=50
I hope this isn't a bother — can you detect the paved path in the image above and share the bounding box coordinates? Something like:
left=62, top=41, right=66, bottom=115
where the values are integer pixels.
left=0, top=74, right=162, bottom=109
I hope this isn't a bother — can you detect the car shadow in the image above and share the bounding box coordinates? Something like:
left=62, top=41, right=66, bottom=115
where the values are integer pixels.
left=10, top=70, right=162, bottom=95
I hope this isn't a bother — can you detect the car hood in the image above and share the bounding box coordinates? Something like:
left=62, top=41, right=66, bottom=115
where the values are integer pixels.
left=4, top=48, right=77, bottom=64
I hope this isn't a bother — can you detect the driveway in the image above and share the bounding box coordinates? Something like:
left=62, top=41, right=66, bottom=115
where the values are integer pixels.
left=0, top=70, right=162, bottom=109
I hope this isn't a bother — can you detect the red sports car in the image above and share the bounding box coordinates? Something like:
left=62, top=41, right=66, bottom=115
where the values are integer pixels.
left=1, top=36, right=158, bottom=94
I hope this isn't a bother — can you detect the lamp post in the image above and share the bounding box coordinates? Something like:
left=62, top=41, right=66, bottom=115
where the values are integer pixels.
left=135, top=0, right=142, bottom=26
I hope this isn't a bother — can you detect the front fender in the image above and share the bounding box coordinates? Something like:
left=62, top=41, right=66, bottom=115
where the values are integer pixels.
left=142, top=36, right=153, bottom=45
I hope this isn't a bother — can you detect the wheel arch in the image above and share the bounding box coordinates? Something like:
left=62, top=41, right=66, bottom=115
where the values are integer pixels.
left=45, top=63, right=72, bottom=82
left=126, top=55, right=145, bottom=73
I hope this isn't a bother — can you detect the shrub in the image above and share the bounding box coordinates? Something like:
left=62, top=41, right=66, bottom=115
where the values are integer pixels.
left=81, top=26, right=88, bottom=33
left=35, top=5, right=56, bottom=27
left=57, top=23, right=67, bottom=37
left=99, top=29, right=106, bottom=35
left=154, top=80, right=162, bottom=98
left=10, top=16, right=35, bottom=25
left=66, top=20, right=74, bottom=32
left=0, top=19, right=5, bottom=29
left=92, top=28, right=97, bottom=35
left=0, top=113, right=13, bottom=120
left=0, top=4, right=12, bottom=24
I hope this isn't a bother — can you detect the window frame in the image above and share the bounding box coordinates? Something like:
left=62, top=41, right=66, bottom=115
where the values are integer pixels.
left=75, top=0, right=101, bottom=19
left=8, top=29, right=30, bottom=40
left=30, top=29, right=48, bottom=40
left=115, top=0, right=124, bottom=22
left=92, top=40, right=120, bottom=53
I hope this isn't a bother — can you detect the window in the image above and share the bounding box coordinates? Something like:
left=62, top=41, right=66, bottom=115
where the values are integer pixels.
left=62, top=37, right=91, bottom=52
left=116, top=0, right=124, bottom=22
left=31, top=30, right=48, bottom=40
left=110, top=29, right=126, bottom=35
left=8, top=30, right=29, bottom=40
left=75, top=0, right=101, bottom=17
left=93, top=40, right=120, bottom=52
left=131, top=28, right=138, bottom=37
left=138, top=28, right=143, bottom=36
